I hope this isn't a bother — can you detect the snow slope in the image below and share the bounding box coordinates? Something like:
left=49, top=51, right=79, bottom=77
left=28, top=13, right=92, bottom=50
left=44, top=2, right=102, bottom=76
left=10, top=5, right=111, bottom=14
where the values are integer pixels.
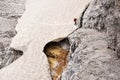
left=0, top=0, right=91, bottom=80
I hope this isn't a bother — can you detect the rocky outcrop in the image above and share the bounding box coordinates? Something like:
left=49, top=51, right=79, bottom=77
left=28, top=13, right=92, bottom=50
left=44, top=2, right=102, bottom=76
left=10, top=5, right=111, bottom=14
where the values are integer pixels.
left=61, top=28, right=120, bottom=80
left=0, top=0, right=25, bottom=31
left=0, top=30, right=23, bottom=69
left=79, top=0, right=120, bottom=55
left=61, top=0, right=120, bottom=80
left=0, top=0, right=25, bottom=69
left=0, top=0, right=25, bottom=18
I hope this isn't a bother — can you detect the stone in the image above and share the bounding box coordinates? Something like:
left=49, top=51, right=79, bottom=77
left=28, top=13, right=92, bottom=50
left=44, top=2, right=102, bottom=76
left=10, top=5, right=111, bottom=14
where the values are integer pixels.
left=61, top=0, right=120, bottom=79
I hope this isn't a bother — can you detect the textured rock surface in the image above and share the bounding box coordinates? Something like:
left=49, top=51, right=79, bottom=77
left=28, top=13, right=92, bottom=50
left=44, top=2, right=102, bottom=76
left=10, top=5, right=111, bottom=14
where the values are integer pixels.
left=62, top=29, right=120, bottom=80
left=80, top=0, right=120, bottom=55
left=0, top=47, right=23, bottom=69
left=0, top=0, right=25, bottom=69
left=81, top=0, right=115, bottom=30
left=0, top=0, right=25, bottom=18
left=0, top=30, right=23, bottom=69
left=61, top=0, right=120, bottom=80
left=81, top=0, right=117, bottom=52
left=0, top=0, right=25, bottom=31
left=0, top=17, right=17, bottom=31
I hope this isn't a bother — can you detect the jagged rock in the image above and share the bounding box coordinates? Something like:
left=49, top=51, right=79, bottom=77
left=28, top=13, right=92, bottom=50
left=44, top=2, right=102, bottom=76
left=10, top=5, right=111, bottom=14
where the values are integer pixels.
left=0, top=47, right=23, bottom=69
left=80, top=0, right=117, bottom=52
left=0, top=0, right=25, bottom=70
left=0, top=17, right=17, bottom=31
left=0, top=0, right=25, bottom=31
left=62, top=28, right=120, bottom=80
left=0, top=30, right=22, bottom=69
left=61, top=0, right=120, bottom=80
left=81, top=0, right=115, bottom=31
left=79, top=0, right=120, bottom=55
left=0, top=30, right=16, bottom=48
left=0, top=0, right=25, bottom=18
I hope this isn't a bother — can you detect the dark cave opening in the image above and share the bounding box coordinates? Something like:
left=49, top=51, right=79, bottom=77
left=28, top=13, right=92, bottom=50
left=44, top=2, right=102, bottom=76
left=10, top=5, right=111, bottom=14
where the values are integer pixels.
left=43, top=37, right=70, bottom=80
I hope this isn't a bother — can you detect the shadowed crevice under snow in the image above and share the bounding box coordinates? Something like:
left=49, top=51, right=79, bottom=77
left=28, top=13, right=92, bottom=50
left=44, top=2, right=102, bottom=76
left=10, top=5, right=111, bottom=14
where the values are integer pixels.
left=43, top=37, right=70, bottom=80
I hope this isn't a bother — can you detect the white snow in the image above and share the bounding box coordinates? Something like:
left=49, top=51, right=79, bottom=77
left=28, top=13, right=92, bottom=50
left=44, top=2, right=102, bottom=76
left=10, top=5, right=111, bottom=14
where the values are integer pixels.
left=0, top=0, right=91, bottom=80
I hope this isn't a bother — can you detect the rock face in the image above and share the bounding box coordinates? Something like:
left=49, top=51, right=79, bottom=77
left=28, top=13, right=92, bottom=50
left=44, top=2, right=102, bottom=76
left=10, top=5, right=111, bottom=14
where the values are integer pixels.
left=0, top=47, right=23, bottom=69
left=0, top=30, right=23, bottom=69
left=0, top=0, right=25, bottom=31
left=81, top=0, right=118, bottom=53
left=61, top=0, right=120, bottom=80
left=0, top=0, right=91, bottom=80
left=0, top=0, right=25, bottom=18
left=61, top=28, right=120, bottom=80
left=80, top=0, right=120, bottom=55
left=0, top=0, right=25, bottom=69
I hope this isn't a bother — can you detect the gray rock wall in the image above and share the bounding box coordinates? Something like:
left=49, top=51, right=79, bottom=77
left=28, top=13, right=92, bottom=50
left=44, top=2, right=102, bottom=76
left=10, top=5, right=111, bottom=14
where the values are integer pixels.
left=80, top=0, right=120, bottom=55
left=0, top=0, right=25, bottom=69
left=0, top=0, right=25, bottom=18
left=0, top=0, right=25, bottom=31
left=62, top=28, right=120, bottom=80
left=61, top=0, right=120, bottom=80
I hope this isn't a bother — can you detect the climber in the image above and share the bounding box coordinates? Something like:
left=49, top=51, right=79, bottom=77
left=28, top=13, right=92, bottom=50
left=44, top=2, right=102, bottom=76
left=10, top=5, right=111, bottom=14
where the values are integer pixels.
left=74, top=18, right=77, bottom=25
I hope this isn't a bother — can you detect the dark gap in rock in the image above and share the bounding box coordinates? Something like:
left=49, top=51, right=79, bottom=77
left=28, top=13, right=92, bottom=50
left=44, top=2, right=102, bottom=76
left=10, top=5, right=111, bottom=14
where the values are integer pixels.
left=79, top=3, right=90, bottom=28
left=7, top=15, right=22, bottom=19
left=43, top=37, right=70, bottom=80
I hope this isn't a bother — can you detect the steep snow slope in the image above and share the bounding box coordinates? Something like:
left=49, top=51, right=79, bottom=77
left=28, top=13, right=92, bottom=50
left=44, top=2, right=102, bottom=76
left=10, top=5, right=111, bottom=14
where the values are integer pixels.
left=0, top=0, right=91, bottom=80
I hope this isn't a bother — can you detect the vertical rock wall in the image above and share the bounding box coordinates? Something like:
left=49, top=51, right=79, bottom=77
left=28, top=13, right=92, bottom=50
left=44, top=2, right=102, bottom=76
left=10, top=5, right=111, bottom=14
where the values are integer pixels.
left=80, top=0, right=120, bottom=54
left=61, top=0, right=120, bottom=80
left=0, top=0, right=25, bottom=31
